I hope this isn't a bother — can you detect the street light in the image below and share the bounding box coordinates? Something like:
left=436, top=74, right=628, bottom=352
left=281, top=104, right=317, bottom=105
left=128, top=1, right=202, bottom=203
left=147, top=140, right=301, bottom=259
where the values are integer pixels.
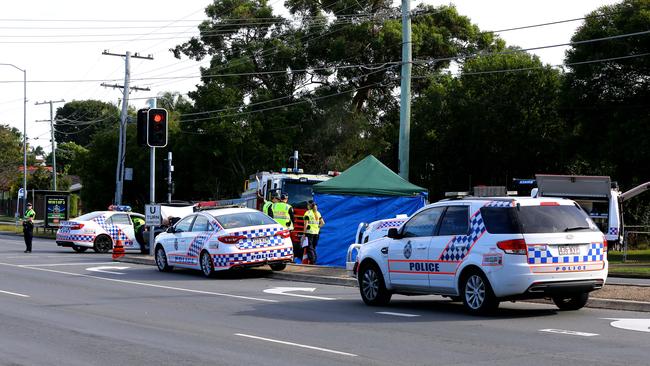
left=0, top=63, right=27, bottom=217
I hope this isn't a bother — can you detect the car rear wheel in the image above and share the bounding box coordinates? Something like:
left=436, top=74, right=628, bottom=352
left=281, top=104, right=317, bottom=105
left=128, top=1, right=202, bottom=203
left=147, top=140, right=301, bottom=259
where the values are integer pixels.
left=155, top=246, right=173, bottom=272
left=358, top=262, right=391, bottom=306
left=552, top=293, right=589, bottom=311
left=200, top=251, right=215, bottom=278
left=72, top=245, right=88, bottom=253
left=461, top=271, right=499, bottom=315
left=93, top=235, right=112, bottom=253
left=270, top=263, right=286, bottom=271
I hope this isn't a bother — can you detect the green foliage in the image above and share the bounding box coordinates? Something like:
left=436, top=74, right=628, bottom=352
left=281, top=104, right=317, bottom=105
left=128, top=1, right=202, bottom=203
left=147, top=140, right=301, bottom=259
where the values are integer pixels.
left=54, top=100, right=120, bottom=147
left=0, top=124, right=23, bottom=190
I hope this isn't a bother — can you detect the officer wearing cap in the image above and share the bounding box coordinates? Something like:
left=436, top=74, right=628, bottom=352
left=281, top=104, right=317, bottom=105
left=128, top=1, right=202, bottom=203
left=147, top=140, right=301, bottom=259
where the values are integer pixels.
left=270, top=192, right=295, bottom=230
left=23, top=202, right=36, bottom=253
left=264, top=191, right=280, bottom=216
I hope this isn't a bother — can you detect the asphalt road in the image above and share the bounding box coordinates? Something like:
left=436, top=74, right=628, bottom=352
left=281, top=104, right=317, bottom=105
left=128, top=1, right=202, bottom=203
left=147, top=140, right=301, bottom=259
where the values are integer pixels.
left=1, top=235, right=648, bottom=366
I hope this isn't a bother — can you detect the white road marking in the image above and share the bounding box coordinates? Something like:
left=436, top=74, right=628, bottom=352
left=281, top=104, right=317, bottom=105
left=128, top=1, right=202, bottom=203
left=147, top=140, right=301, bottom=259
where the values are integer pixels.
left=603, top=318, right=650, bottom=333
left=0, top=262, right=278, bottom=303
left=86, top=266, right=130, bottom=275
left=263, top=287, right=336, bottom=300
left=235, top=333, right=357, bottom=357
left=376, top=311, right=420, bottom=317
left=0, top=290, right=29, bottom=298
left=539, top=329, right=599, bottom=337
left=21, top=262, right=115, bottom=267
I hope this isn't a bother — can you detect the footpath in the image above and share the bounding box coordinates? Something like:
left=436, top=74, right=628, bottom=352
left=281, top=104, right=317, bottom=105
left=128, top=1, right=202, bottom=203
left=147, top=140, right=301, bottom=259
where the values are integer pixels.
left=117, top=254, right=650, bottom=313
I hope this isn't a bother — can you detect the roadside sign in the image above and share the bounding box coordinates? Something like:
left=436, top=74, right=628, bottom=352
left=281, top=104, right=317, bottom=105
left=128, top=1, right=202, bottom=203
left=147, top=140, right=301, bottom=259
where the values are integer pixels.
left=145, top=204, right=162, bottom=226
left=18, top=188, right=25, bottom=198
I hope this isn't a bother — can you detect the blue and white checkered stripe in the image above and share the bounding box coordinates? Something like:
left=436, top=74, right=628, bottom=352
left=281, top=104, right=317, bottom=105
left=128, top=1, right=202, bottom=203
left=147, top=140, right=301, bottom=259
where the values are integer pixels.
left=212, top=247, right=293, bottom=267
left=527, top=243, right=604, bottom=264
left=187, top=232, right=213, bottom=257
left=57, top=234, right=95, bottom=242
left=375, top=220, right=406, bottom=230
left=608, top=227, right=619, bottom=236
left=439, top=210, right=486, bottom=261
left=484, top=200, right=513, bottom=208
left=230, top=226, right=286, bottom=250
left=93, top=215, right=133, bottom=246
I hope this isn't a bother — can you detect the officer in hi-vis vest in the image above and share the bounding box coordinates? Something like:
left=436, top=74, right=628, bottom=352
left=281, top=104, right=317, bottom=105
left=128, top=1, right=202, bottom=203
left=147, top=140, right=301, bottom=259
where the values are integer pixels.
left=303, top=200, right=325, bottom=264
left=270, top=193, right=294, bottom=230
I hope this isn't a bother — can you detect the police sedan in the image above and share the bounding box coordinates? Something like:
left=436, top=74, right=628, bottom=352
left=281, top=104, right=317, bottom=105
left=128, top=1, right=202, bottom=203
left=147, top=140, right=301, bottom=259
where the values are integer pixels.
left=154, top=207, right=294, bottom=277
left=56, top=208, right=146, bottom=253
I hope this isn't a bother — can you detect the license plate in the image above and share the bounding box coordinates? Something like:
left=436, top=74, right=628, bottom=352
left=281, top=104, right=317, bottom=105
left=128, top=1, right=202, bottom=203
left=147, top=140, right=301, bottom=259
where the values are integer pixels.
left=252, top=237, right=267, bottom=245
left=558, top=245, right=580, bottom=256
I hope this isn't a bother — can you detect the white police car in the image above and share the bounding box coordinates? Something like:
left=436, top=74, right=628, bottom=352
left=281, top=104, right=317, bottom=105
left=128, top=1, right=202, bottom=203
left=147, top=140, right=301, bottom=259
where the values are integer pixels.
left=56, top=208, right=146, bottom=253
left=154, top=207, right=294, bottom=277
left=353, top=197, right=608, bottom=314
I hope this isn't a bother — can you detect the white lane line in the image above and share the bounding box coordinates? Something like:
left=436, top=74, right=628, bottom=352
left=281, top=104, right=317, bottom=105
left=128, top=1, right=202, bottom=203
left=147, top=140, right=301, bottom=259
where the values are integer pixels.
left=376, top=311, right=420, bottom=318
left=235, top=333, right=357, bottom=357
left=263, top=287, right=337, bottom=300
left=0, top=290, right=29, bottom=298
left=539, top=329, right=599, bottom=337
left=0, top=262, right=277, bottom=303
left=21, top=262, right=116, bottom=267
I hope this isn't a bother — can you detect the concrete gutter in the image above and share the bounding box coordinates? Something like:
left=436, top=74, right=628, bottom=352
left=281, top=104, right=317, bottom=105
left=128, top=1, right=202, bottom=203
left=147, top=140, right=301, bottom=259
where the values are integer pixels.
left=116, top=254, right=650, bottom=313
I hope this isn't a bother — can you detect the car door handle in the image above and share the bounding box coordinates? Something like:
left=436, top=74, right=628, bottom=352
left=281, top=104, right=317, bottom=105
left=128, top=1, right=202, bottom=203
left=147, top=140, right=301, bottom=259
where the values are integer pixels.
left=381, top=247, right=388, bottom=255
left=415, top=245, right=427, bottom=250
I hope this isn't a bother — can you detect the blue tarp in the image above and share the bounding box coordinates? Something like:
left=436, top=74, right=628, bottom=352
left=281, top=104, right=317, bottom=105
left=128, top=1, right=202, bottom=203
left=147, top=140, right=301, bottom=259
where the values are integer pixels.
left=313, top=193, right=426, bottom=267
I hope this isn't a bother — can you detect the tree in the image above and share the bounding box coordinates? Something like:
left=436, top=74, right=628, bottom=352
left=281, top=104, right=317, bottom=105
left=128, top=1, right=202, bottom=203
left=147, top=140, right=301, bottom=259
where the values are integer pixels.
left=562, top=0, right=650, bottom=187
left=0, top=124, right=23, bottom=192
left=170, top=1, right=503, bottom=198
left=412, top=51, right=565, bottom=196
left=54, top=100, right=120, bottom=147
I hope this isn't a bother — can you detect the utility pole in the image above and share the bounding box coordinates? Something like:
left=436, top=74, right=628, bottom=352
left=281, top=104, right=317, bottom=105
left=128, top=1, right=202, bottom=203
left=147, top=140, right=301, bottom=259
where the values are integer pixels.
left=166, top=152, right=173, bottom=203
left=35, top=99, right=65, bottom=190
left=398, top=0, right=412, bottom=180
left=101, top=50, right=152, bottom=205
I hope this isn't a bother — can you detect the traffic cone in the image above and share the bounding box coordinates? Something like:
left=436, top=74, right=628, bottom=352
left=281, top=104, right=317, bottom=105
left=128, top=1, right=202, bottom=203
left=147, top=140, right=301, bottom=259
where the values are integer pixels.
left=301, top=247, right=310, bottom=265
left=112, top=238, right=125, bottom=260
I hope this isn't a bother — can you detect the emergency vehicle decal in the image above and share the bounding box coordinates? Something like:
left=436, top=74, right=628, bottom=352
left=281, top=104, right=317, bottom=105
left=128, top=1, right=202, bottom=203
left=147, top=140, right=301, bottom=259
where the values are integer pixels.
left=375, top=219, right=406, bottom=230
left=527, top=242, right=605, bottom=264
left=232, top=226, right=286, bottom=250
left=608, top=227, right=619, bottom=236
left=212, top=247, right=293, bottom=268
left=93, top=215, right=133, bottom=247
left=187, top=231, right=215, bottom=257
left=438, top=208, right=486, bottom=262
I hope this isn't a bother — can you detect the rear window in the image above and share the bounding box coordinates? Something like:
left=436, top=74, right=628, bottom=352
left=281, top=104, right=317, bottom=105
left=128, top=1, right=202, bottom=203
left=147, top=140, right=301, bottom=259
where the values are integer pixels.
left=481, top=205, right=599, bottom=234
left=214, top=211, right=277, bottom=229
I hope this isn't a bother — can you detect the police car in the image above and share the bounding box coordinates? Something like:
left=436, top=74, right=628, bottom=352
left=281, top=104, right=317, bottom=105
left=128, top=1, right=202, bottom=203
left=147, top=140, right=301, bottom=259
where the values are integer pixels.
left=56, top=207, right=146, bottom=253
left=154, top=207, right=294, bottom=277
left=353, top=197, right=608, bottom=314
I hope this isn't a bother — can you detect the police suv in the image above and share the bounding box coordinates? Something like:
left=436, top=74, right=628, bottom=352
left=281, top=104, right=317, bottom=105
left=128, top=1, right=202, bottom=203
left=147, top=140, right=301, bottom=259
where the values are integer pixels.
left=353, top=197, right=608, bottom=314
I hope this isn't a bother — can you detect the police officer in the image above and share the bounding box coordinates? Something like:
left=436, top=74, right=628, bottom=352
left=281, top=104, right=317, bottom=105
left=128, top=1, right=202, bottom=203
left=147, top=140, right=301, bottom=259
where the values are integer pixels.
left=23, top=202, right=35, bottom=253
left=303, top=200, right=325, bottom=264
left=264, top=191, right=280, bottom=216
left=270, top=193, right=294, bottom=229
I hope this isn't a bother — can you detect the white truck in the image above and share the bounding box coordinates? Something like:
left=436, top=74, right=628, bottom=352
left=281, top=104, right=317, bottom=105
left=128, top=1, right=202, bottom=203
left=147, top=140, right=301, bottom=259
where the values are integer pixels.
left=533, top=174, right=650, bottom=249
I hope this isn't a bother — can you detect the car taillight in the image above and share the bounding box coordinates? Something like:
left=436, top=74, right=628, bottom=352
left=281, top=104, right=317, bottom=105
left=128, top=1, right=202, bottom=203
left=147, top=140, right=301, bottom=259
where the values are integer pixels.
left=218, top=235, right=246, bottom=244
left=497, top=239, right=527, bottom=255
left=70, top=223, right=84, bottom=230
left=603, top=237, right=608, bottom=250
left=275, top=230, right=291, bottom=238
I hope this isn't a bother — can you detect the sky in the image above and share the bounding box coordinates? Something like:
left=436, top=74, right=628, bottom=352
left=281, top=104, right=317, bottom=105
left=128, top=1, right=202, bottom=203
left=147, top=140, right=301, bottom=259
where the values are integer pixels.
left=0, top=0, right=620, bottom=154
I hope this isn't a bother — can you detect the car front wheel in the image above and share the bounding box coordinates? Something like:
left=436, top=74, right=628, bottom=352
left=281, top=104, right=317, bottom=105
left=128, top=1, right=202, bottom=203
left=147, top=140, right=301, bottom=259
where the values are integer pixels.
left=155, top=246, right=173, bottom=272
left=358, top=262, right=391, bottom=306
left=553, top=293, right=589, bottom=311
left=270, top=263, right=286, bottom=271
left=200, top=251, right=215, bottom=278
left=461, top=271, right=499, bottom=315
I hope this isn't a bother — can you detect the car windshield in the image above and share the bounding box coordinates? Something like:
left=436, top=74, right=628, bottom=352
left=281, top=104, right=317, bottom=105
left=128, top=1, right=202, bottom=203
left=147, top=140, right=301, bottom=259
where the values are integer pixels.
left=282, top=181, right=314, bottom=208
left=213, top=211, right=277, bottom=229
left=481, top=205, right=600, bottom=234
left=74, top=212, right=102, bottom=221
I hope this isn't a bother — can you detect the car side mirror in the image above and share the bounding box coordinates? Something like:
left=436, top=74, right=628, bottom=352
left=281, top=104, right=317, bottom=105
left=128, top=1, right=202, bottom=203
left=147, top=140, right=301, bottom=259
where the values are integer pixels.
left=166, top=226, right=176, bottom=234
left=387, top=228, right=401, bottom=239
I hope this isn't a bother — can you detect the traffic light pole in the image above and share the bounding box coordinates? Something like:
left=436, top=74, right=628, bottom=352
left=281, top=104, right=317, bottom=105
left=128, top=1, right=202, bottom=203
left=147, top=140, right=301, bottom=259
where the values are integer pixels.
left=149, top=146, right=155, bottom=256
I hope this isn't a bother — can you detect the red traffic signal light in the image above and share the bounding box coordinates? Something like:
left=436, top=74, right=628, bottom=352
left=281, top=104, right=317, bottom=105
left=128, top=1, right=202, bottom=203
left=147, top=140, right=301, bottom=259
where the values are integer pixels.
left=147, top=108, right=168, bottom=147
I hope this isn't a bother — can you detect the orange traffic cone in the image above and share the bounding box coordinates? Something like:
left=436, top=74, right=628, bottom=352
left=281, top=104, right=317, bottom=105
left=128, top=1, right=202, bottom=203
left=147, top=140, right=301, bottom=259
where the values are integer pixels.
left=112, top=239, right=125, bottom=260
left=301, top=247, right=310, bottom=265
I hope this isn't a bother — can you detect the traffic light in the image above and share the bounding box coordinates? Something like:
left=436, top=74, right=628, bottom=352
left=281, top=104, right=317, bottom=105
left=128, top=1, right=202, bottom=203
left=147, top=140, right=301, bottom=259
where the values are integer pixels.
left=137, top=108, right=148, bottom=147
left=147, top=108, right=168, bottom=147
